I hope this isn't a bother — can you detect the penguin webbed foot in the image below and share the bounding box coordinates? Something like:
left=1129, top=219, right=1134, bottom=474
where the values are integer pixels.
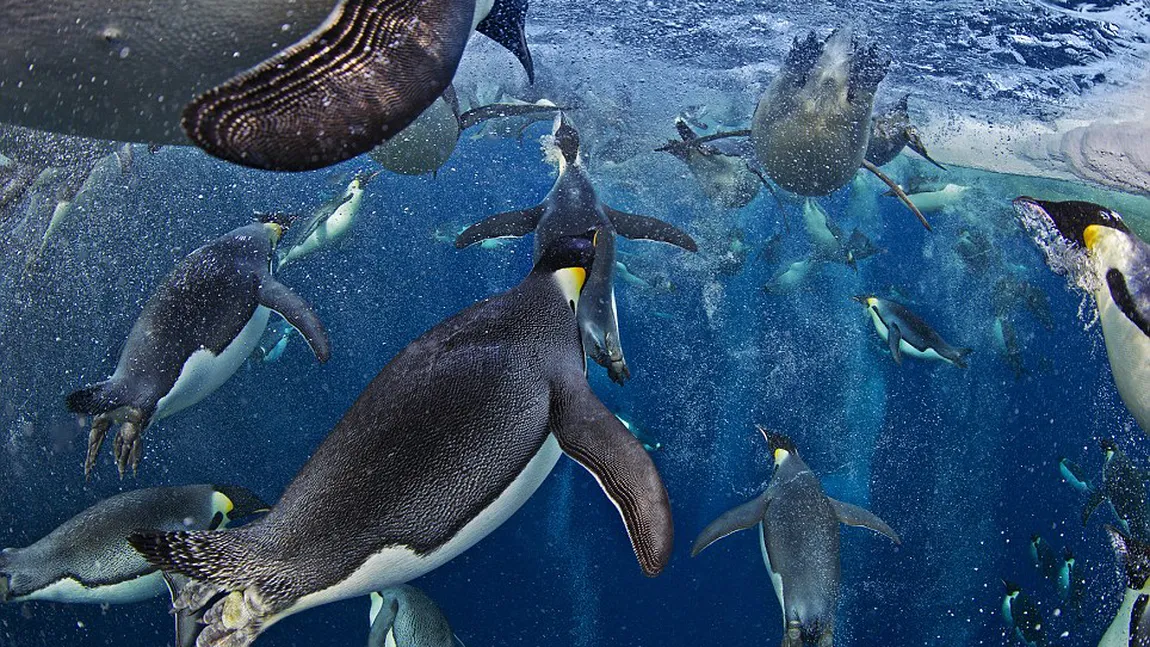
left=83, top=407, right=147, bottom=478
left=197, top=589, right=270, bottom=647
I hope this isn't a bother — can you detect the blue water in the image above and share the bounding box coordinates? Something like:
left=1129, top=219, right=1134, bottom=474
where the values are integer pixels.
left=1, top=7, right=1149, bottom=643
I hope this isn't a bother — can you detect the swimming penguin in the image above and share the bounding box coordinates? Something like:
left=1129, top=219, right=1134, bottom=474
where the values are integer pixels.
left=1058, top=458, right=1091, bottom=493
left=1029, top=534, right=1059, bottom=582
left=454, top=113, right=698, bottom=384
left=993, top=315, right=1027, bottom=379
left=0, top=485, right=265, bottom=605
left=763, top=259, right=823, bottom=296
left=1001, top=581, right=1046, bottom=647
left=658, top=118, right=763, bottom=209
left=901, top=184, right=970, bottom=213
left=370, top=85, right=561, bottom=176
left=1084, top=439, right=1150, bottom=540
left=1102, top=526, right=1150, bottom=647
left=1012, top=198, right=1149, bottom=433
left=469, top=94, right=562, bottom=141
left=251, top=320, right=298, bottom=365
left=616, top=414, right=663, bottom=452
left=1, top=0, right=535, bottom=171
left=67, top=217, right=332, bottom=476
left=130, top=231, right=674, bottom=647
left=864, top=95, right=947, bottom=170
left=277, top=172, right=377, bottom=270
left=691, top=427, right=900, bottom=647
left=853, top=295, right=973, bottom=367
left=368, top=585, right=456, bottom=647
left=1056, top=549, right=1082, bottom=609
left=992, top=276, right=1055, bottom=331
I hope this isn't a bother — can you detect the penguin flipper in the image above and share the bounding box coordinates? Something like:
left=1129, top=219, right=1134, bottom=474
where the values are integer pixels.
left=605, top=208, right=698, bottom=252
left=828, top=498, right=901, bottom=544
left=367, top=594, right=400, bottom=646
left=257, top=278, right=331, bottom=363
left=888, top=323, right=903, bottom=365
left=458, top=103, right=560, bottom=132
left=475, top=0, right=534, bottom=82
left=552, top=381, right=673, bottom=576
left=454, top=206, right=544, bottom=249
left=181, top=0, right=474, bottom=171
left=690, top=492, right=771, bottom=557
left=862, top=160, right=932, bottom=231
left=1083, top=489, right=1107, bottom=526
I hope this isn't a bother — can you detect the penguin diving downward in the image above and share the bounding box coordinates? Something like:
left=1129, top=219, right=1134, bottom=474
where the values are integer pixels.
left=1001, top=581, right=1045, bottom=647
left=691, top=427, right=900, bottom=647
left=0, top=485, right=265, bottom=605
left=1084, top=439, right=1150, bottom=541
left=368, top=585, right=457, bottom=647
left=1013, top=198, right=1150, bottom=433
left=277, top=172, right=378, bottom=270
left=454, top=113, right=698, bottom=384
left=130, top=231, right=674, bottom=647
left=370, top=84, right=561, bottom=176
left=853, top=295, right=972, bottom=367
left=1102, top=526, right=1150, bottom=647
left=1, top=0, right=535, bottom=171
left=657, top=118, right=764, bottom=209
left=864, top=96, right=947, bottom=170
left=1059, top=458, right=1091, bottom=493
left=67, top=217, right=332, bottom=476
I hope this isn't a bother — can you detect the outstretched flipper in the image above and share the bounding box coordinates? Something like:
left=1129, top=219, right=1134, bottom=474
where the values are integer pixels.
left=475, top=0, right=534, bottom=83
left=655, top=128, right=752, bottom=155
left=887, top=323, right=903, bottom=365
left=828, top=498, right=901, bottom=544
left=605, top=208, right=698, bottom=252
left=551, top=379, right=673, bottom=576
left=182, top=0, right=474, bottom=171
left=690, top=492, right=771, bottom=557
left=257, top=278, right=331, bottom=363
left=861, top=160, right=932, bottom=231
left=458, top=103, right=561, bottom=132
left=1083, top=489, right=1107, bottom=526
left=454, top=205, right=545, bottom=249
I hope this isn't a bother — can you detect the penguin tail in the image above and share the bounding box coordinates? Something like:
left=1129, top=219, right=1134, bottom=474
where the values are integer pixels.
left=128, top=529, right=263, bottom=593
left=66, top=380, right=128, bottom=415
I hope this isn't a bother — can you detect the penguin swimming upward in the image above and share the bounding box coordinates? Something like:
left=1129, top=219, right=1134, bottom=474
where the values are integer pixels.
left=454, top=113, right=698, bottom=384
left=1083, top=439, right=1150, bottom=540
left=1013, top=197, right=1150, bottom=433
left=0, top=485, right=265, bottom=605
left=1102, top=525, right=1150, bottom=647
left=691, top=427, right=900, bottom=647
left=67, top=216, right=331, bottom=477
left=368, top=585, right=456, bottom=647
left=853, top=295, right=973, bottom=367
left=130, top=231, right=674, bottom=647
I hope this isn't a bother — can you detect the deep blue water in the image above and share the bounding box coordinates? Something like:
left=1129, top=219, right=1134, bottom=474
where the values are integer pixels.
left=0, top=115, right=1145, bottom=647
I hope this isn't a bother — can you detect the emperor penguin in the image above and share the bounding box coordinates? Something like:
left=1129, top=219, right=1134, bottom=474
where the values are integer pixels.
left=454, top=113, right=698, bottom=384
left=1, top=0, right=535, bottom=171
left=368, top=585, right=456, bottom=647
left=1083, top=439, right=1150, bottom=541
left=66, top=216, right=332, bottom=476
left=658, top=118, right=763, bottom=209
left=370, top=85, right=561, bottom=176
left=277, top=172, right=377, bottom=270
left=0, top=485, right=265, bottom=605
left=853, top=295, right=973, bottom=367
left=1101, top=525, right=1150, bottom=647
left=130, top=231, right=674, bottom=647
left=1012, top=198, right=1150, bottom=433
left=691, top=427, right=900, bottom=647
left=864, top=95, right=947, bottom=169
left=1001, top=581, right=1045, bottom=647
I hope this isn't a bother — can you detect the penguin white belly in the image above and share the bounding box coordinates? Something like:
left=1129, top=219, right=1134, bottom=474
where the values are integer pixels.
left=867, top=310, right=949, bottom=363
left=281, top=191, right=362, bottom=266
left=276, top=435, right=563, bottom=625
left=153, top=306, right=271, bottom=420
left=385, top=630, right=398, bottom=647
left=759, top=522, right=786, bottom=626
left=18, top=571, right=165, bottom=604
left=1096, top=287, right=1150, bottom=431
left=1099, top=588, right=1139, bottom=647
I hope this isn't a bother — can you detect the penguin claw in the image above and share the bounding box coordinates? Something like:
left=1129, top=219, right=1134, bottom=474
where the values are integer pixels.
left=113, top=421, right=143, bottom=477
left=84, top=414, right=112, bottom=478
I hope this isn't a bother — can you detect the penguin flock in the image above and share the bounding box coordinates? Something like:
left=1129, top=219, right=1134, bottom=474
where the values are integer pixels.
left=0, top=3, right=1148, bottom=647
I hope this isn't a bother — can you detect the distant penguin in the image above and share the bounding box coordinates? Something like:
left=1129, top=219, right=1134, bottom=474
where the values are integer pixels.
left=2, top=0, right=537, bottom=171
left=853, top=295, right=972, bottom=367
left=252, top=319, right=298, bottom=365
left=1029, top=535, right=1059, bottom=582
left=864, top=95, right=947, bottom=169
left=1001, top=581, right=1045, bottom=647
left=691, top=427, right=900, bottom=647
left=370, top=85, right=560, bottom=176
left=993, top=315, right=1026, bottom=379
left=903, top=184, right=969, bottom=213
left=1056, top=549, right=1082, bottom=608
left=1058, top=458, right=1091, bottom=493
left=1083, top=439, right=1150, bottom=540
left=1101, top=526, right=1150, bottom=647
left=67, top=217, right=332, bottom=476
left=130, top=232, right=674, bottom=647
left=278, top=172, right=376, bottom=269
left=454, top=113, right=697, bottom=384
left=659, top=118, right=762, bottom=209
left=764, top=259, right=822, bottom=295
left=0, top=485, right=265, bottom=604
left=616, top=413, right=663, bottom=452
left=368, top=585, right=455, bottom=647
left=1013, top=198, right=1150, bottom=433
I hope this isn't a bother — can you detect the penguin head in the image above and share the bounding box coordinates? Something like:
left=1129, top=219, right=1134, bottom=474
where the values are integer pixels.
left=211, top=485, right=271, bottom=526
left=1002, top=579, right=1021, bottom=597
left=1099, top=438, right=1118, bottom=461
left=851, top=294, right=878, bottom=310
left=255, top=212, right=298, bottom=245
left=551, top=112, right=581, bottom=167
left=1013, top=197, right=1130, bottom=249
left=756, top=425, right=797, bottom=465
left=535, top=229, right=599, bottom=309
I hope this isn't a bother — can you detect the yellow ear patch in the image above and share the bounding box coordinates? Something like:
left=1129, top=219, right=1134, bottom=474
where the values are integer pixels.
left=774, top=448, right=789, bottom=463
left=554, top=267, right=587, bottom=304
left=866, top=297, right=877, bottom=307
left=212, top=491, right=236, bottom=515
left=1083, top=224, right=1103, bottom=251
left=265, top=222, right=285, bottom=244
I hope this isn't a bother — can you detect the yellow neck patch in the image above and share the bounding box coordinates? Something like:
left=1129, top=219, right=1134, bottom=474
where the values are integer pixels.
left=1083, top=224, right=1104, bottom=251
left=553, top=267, right=587, bottom=308
left=264, top=222, right=284, bottom=244
left=774, top=448, right=790, bottom=464
left=211, top=491, right=236, bottom=523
